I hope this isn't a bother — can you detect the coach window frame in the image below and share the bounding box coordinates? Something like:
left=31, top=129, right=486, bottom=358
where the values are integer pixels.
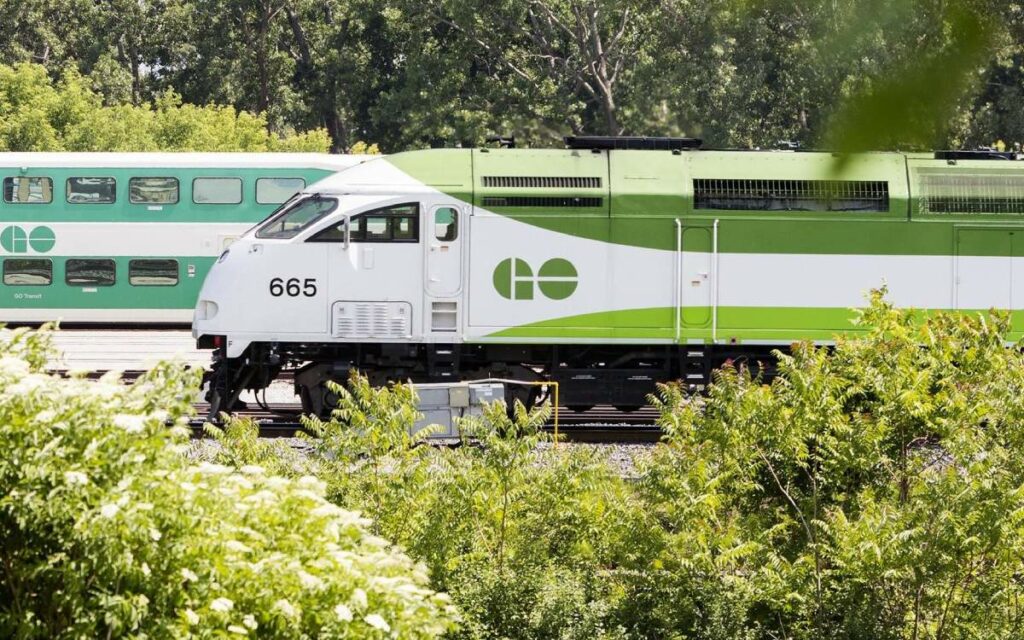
left=129, top=177, right=180, bottom=205
left=65, top=258, right=117, bottom=287
left=3, top=177, right=53, bottom=204
left=192, top=177, right=243, bottom=205
left=128, top=259, right=179, bottom=286
left=256, top=177, right=306, bottom=204
left=3, top=258, right=52, bottom=286
left=66, top=177, right=117, bottom=205
left=308, top=202, right=421, bottom=244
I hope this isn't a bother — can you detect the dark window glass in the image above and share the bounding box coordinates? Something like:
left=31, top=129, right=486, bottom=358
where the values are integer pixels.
left=362, top=216, right=390, bottom=241
left=310, top=203, right=419, bottom=243
left=256, top=177, right=305, bottom=204
left=67, top=177, right=116, bottom=204
left=434, top=207, right=458, bottom=241
left=66, top=259, right=115, bottom=286
left=193, top=177, right=242, bottom=204
left=3, top=259, right=51, bottom=285
left=129, top=177, right=179, bottom=204
left=256, top=196, right=339, bottom=239
left=129, top=259, right=178, bottom=286
left=4, top=177, right=53, bottom=203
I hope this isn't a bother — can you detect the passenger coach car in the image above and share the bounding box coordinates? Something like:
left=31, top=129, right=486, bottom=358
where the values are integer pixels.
left=0, top=152, right=365, bottom=324
left=193, top=137, right=1024, bottom=414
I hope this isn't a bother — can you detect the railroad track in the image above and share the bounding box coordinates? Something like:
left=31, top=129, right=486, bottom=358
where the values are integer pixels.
left=191, top=403, right=664, bottom=444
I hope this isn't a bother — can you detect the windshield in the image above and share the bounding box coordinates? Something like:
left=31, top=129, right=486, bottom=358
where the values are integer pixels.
left=255, top=195, right=339, bottom=239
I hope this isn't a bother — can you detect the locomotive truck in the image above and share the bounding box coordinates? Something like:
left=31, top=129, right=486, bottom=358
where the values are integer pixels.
left=193, top=137, right=1024, bottom=414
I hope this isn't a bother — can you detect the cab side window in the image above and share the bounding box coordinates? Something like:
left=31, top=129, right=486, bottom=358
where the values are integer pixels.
left=310, top=203, right=419, bottom=243
left=434, top=207, right=458, bottom=241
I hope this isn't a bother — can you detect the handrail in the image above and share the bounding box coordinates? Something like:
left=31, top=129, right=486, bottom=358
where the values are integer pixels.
left=712, top=218, right=720, bottom=343
left=674, top=219, right=682, bottom=343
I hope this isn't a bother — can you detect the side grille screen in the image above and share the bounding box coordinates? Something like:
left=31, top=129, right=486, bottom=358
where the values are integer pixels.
left=482, top=196, right=603, bottom=208
left=918, top=173, right=1024, bottom=214
left=482, top=176, right=601, bottom=189
left=694, top=179, right=889, bottom=212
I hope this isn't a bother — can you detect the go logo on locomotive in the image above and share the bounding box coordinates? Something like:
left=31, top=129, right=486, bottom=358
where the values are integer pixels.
left=0, top=226, right=55, bottom=254
left=492, top=257, right=578, bottom=301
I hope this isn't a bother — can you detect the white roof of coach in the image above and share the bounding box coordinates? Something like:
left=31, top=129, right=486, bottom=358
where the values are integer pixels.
left=304, top=156, right=434, bottom=195
left=0, top=152, right=369, bottom=171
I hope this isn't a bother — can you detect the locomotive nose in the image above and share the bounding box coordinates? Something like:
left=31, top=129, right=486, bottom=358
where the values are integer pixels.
left=192, top=245, right=236, bottom=337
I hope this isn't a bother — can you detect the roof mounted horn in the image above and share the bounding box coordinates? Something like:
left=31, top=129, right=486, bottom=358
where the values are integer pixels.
left=564, top=136, right=702, bottom=151
left=485, top=135, right=516, bottom=149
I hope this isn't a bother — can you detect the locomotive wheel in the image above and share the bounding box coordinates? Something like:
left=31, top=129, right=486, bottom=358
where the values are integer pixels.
left=565, top=404, right=594, bottom=412
left=613, top=404, right=642, bottom=413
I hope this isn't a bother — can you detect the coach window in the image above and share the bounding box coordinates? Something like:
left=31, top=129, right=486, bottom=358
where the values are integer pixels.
left=434, top=207, right=458, bottom=241
left=194, top=177, right=242, bottom=204
left=3, top=177, right=53, bottom=204
left=67, top=177, right=116, bottom=204
left=66, top=259, right=116, bottom=287
left=256, top=177, right=305, bottom=204
left=129, top=177, right=179, bottom=204
left=129, top=259, right=178, bottom=286
left=3, top=259, right=52, bottom=285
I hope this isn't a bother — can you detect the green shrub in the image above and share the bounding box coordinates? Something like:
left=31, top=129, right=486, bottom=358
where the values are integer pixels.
left=0, top=327, right=457, bottom=638
left=186, top=291, right=1024, bottom=639
left=643, top=291, right=1024, bottom=638
left=296, top=377, right=655, bottom=639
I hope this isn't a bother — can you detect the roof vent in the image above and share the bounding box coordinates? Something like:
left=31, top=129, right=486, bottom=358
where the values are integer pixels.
left=564, top=136, right=702, bottom=151
left=482, top=176, right=601, bottom=189
left=934, top=149, right=1019, bottom=161
left=482, top=196, right=603, bottom=208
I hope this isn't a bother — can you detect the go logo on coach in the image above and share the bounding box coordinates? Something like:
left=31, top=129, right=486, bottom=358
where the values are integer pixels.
left=493, top=257, right=578, bottom=301
left=0, top=226, right=55, bottom=254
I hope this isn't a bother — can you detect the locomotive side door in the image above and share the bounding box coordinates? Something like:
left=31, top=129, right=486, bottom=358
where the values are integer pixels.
left=680, top=225, right=713, bottom=327
left=425, top=205, right=463, bottom=296
left=319, top=200, right=425, bottom=342
left=422, top=203, right=465, bottom=335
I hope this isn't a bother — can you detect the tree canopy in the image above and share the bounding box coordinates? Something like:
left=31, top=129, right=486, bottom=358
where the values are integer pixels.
left=0, top=1, right=1020, bottom=153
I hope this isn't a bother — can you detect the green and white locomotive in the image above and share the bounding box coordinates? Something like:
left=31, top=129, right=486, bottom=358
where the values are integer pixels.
left=193, top=137, right=1024, bottom=413
left=0, top=152, right=364, bottom=324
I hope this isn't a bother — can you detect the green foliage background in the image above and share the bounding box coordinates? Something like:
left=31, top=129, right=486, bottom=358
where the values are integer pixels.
left=0, top=0, right=1020, bottom=152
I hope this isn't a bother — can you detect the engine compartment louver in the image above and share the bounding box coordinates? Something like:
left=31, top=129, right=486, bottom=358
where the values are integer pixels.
left=482, top=196, right=603, bottom=208
left=917, top=173, right=1024, bottom=214
left=694, top=179, right=889, bottom=212
left=482, top=176, right=602, bottom=189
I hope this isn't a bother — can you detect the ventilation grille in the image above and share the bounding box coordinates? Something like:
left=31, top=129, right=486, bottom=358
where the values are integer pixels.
left=482, top=176, right=601, bottom=189
left=693, top=179, right=889, bottom=212
left=918, top=173, right=1024, bottom=214
left=482, top=196, right=603, bottom=208
left=332, top=301, right=411, bottom=339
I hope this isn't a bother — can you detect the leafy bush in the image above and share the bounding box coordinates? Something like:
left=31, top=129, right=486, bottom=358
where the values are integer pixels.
left=642, top=291, right=1024, bottom=638
left=0, top=327, right=456, bottom=638
left=121, top=290, right=1024, bottom=639
left=290, top=375, right=654, bottom=640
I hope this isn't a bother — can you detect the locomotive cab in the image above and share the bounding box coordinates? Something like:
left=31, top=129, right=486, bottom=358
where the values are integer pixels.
left=193, top=154, right=472, bottom=414
left=195, top=192, right=467, bottom=354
